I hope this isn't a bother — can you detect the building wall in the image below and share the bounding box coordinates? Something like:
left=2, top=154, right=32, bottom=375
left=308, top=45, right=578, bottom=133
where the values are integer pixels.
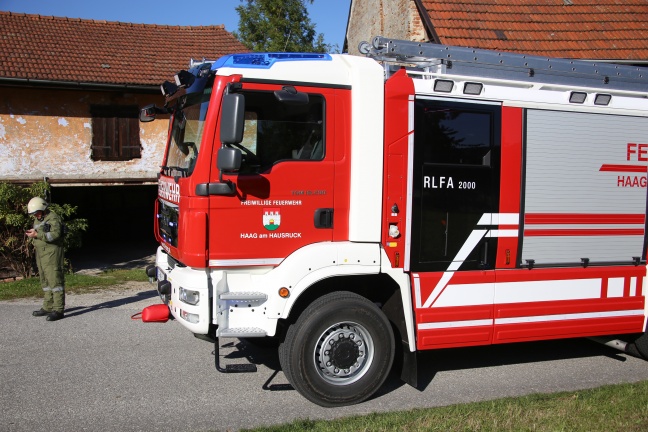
left=346, top=0, right=428, bottom=55
left=0, top=86, right=168, bottom=184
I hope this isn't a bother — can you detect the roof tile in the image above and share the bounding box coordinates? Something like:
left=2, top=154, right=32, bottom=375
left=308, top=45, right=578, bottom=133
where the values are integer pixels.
left=421, top=0, right=648, bottom=59
left=0, top=11, right=249, bottom=86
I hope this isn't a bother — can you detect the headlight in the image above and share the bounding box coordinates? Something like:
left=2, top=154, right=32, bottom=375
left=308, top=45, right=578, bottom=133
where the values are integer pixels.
left=179, top=287, right=200, bottom=305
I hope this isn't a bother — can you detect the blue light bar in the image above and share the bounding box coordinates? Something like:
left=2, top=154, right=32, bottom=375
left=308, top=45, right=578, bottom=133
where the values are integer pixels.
left=211, top=53, right=332, bottom=70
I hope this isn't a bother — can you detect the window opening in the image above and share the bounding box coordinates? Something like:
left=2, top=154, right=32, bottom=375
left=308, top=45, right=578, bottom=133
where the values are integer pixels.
left=237, top=91, right=325, bottom=174
left=164, top=87, right=212, bottom=177
left=90, top=105, right=141, bottom=161
left=411, top=99, right=501, bottom=272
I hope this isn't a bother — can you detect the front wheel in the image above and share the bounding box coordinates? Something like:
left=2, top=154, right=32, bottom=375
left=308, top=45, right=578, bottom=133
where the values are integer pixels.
left=279, top=291, right=395, bottom=407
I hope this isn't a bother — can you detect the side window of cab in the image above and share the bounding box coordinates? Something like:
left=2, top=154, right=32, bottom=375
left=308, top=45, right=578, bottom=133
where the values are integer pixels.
left=238, top=91, right=325, bottom=173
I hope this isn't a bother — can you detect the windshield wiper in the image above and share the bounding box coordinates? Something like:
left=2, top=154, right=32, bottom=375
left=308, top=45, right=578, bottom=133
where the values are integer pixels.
left=161, top=166, right=189, bottom=178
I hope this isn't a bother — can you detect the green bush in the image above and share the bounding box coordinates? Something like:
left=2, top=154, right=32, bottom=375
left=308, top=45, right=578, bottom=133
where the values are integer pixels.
left=0, top=181, right=88, bottom=278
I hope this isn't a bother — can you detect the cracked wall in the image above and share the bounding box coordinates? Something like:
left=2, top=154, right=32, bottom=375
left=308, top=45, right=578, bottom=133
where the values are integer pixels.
left=0, top=86, right=169, bottom=184
left=346, top=0, right=428, bottom=56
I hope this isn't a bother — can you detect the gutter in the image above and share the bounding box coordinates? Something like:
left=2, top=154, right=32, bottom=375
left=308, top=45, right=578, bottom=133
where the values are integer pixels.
left=0, top=77, right=159, bottom=93
left=579, top=59, right=648, bottom=67
left=4, top=178, right=158, bottom=187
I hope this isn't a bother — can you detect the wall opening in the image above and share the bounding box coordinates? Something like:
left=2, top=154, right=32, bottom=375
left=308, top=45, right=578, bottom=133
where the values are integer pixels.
left=52, top=184, right=158, bottom=272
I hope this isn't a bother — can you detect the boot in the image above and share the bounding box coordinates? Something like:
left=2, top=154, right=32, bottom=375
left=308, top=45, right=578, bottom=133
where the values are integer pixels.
left=46, top=311, right=64, bottom=321
left=32, top=308, right=50, bottom=317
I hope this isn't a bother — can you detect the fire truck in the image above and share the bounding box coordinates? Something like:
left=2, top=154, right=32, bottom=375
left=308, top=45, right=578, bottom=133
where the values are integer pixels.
left=141, top=36, right=648, bottom=407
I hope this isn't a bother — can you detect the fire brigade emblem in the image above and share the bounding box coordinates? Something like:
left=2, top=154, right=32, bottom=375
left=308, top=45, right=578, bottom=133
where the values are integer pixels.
left=263, top=208, right=281, bottom=231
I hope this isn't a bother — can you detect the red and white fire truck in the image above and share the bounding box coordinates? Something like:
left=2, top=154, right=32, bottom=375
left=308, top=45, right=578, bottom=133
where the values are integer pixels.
left=141, top=36, right=648, bottom=407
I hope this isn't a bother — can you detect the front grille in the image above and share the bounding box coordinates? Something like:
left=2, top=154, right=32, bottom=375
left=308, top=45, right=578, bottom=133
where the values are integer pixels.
left=158, top=199, right=179, bottom=247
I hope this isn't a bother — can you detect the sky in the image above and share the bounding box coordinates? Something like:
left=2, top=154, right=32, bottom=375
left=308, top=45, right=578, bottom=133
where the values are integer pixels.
left=0, top=0, right=352, bottom=50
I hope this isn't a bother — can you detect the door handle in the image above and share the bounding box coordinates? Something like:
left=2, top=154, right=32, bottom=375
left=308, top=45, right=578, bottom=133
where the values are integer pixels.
left=314, top=208, right=334, bottom=229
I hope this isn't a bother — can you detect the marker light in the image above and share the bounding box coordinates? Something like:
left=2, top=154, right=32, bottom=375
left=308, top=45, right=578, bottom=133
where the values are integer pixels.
left=434, top=79, right=454, bottom=93
left=211, top=53, right=332, bottom=70
left=569, top=91, right=587, bottom=104
left=174, top=70, right=195, bottom=88
left=594, top=93, right=612, bottom=106
left=180, top=309, right=200, bottom=324
left=278, top=287, right=290, bottom=298
left=160, top=80, right=178, bottom=97
left=463, top=82, right=483, bottom=95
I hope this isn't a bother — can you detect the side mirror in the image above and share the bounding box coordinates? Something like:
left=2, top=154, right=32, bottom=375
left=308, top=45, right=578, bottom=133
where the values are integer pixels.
left=220, top=94, right=245, bottom=144
left=139, top=104, right=157, bottom=122
left=140, top=104, right=168, bottom=123
left=217, top=147, right=242, bottom=172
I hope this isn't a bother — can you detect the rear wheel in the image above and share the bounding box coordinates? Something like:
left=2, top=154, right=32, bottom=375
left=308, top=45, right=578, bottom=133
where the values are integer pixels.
left=279, top=291, right=395, bottom=407
left=633, top=330, right=648, bottom=360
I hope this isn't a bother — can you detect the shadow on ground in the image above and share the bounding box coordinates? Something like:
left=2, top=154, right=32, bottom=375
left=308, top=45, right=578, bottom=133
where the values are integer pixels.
left=67, top=242, right=156, bottom=275
left=64, top=289, right=159, bottom=318
left=213, top=336, right=636, bottom=400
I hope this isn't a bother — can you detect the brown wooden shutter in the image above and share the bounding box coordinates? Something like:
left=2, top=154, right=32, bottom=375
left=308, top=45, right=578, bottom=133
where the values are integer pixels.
left=91, top=105, right=141, bottom=161
left=120, top=117, right=141, bottom=159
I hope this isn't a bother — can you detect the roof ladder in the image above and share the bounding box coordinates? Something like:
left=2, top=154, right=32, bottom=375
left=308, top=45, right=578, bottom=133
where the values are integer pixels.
left=359, top=36, right=648, bottom=93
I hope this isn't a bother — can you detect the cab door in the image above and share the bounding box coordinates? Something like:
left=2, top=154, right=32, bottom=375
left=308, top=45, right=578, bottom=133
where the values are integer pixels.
left=209, top=84, right=338, bottom=266
left=410, top=98, right=501, bottom=349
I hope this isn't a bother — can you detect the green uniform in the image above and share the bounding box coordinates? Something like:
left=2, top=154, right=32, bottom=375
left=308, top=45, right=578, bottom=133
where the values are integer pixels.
left=32, top=210, right=65, bottom=313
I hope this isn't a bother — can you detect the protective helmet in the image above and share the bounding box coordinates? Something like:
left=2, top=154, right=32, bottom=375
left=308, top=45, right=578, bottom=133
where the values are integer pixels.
left=27, top=197, right=48, bottom=214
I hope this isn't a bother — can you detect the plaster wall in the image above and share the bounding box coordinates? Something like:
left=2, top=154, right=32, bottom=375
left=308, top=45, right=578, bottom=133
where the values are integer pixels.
left=347, top=0, right=428, bottom=56
left=0, top=86, right=168, bottom=184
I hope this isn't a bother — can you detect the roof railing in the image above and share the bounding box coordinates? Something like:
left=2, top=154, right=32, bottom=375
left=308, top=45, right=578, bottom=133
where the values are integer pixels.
left=360, top=36, right=648, bottom=93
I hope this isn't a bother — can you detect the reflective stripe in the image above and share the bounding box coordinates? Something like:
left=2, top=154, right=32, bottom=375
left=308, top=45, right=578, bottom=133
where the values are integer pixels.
left=52, top=286, right=64, bottom=292
left=209, top=258, right=283, bottom=266
left=42, top=287, right=51, bottom=292
left=417, top=309, right=645, bottom=330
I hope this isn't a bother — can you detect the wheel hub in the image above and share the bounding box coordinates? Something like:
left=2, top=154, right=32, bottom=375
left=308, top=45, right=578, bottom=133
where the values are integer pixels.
left=315, top=322, right=373, bottom=385
left=328, top=335, right=360, bottom=369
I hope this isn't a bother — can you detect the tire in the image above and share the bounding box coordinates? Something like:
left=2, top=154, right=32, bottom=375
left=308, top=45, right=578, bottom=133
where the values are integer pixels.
left=279, top=291, right=395, bottom=407
left=633, top=330, right=648, bottom=360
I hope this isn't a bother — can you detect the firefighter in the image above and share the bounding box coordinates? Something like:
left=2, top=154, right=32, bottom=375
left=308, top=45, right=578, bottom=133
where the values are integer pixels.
left=26, top=197, right=65, bottom=321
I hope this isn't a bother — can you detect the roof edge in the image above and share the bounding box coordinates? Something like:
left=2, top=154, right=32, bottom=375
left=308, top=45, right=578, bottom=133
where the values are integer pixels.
left=412, top=0, right=440, bottom=44
left=0, top=77, right=159, bottom=93
left=0, top=10, right=226, bottom=29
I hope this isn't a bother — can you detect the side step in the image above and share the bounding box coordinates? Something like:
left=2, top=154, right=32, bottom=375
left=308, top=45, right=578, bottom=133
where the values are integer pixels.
left=219, top=292, right=267, bottom=301
left=214, top=327, right=267, bottom=373
left=218, top=327, right=267, bottom=338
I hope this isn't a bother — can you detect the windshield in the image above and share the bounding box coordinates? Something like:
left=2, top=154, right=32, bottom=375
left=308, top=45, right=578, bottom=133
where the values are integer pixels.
left=164, top=86, right=212, bottom=177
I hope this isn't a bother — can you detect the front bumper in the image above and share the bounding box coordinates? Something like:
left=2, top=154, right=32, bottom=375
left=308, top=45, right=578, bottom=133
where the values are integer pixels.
left=154, top=247, right=211, bottom=334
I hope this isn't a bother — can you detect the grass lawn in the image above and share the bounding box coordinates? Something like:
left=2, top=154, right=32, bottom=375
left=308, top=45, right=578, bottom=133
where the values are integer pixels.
left=242, top=380, right=648, bottom=432
left=0, top=268, right=150, bottom=301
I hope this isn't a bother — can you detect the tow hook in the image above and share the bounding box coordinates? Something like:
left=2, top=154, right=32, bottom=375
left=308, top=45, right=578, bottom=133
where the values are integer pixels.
left=145, top=265, right=157, bottom=283
left=158, top=280, right=171, bottom=295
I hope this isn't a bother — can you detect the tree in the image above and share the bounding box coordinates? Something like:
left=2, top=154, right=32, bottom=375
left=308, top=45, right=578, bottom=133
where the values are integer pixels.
left=0, top=181, right=88, bottom=279
left=235, top=0, right=331, bottom=53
